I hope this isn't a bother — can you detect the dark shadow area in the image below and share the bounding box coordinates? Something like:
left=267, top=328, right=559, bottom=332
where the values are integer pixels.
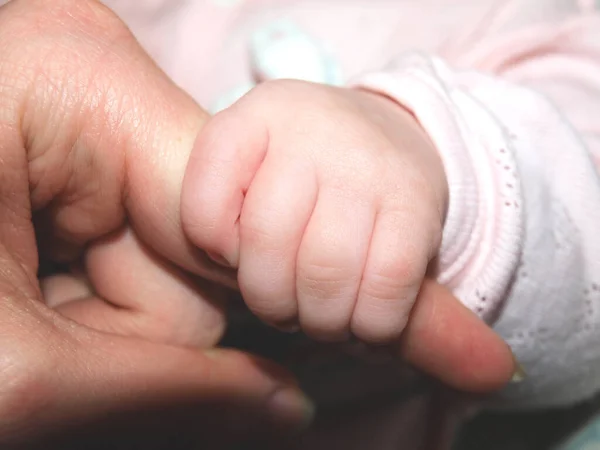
left=5, top=398, right=284, bottom=450
left=454, top=395, right=600, bottom=450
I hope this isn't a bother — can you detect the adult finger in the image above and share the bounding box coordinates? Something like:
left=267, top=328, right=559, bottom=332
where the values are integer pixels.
left=398, top=280, right=516, bottom=393
left=0, top=312, right=313, bottom=447
left=55, top=227, right=228, bottom=348
left=0, top=0, right=233, bottom=285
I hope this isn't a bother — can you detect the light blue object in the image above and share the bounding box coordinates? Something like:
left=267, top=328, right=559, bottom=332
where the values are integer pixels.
left=212, top=20, right=345, bottom=114
left=556, top=415, right=600, bottom=450
left=249, top=19, right=343, bottom=86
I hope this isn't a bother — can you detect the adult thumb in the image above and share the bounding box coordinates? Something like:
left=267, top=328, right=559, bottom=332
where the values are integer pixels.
left=3, top=320, right=313, bottom=448
left=398, top=279, right=517, bottom=393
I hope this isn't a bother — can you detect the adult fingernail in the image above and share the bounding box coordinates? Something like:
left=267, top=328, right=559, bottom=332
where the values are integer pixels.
left=267, top=387, right=315, bottom=431
left=511, top=355, right=526, bottom=383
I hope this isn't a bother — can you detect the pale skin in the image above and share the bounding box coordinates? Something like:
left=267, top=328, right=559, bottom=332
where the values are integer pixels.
left=183, top=81, right=448, bottom=344
left=0, top=0, right=513, bottom=446
left=182, top=80, right=515, bottom=390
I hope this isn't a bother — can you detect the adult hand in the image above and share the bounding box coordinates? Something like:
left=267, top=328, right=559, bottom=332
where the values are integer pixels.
left=0, top=0, right=515, bottom=447
left=0, top=0, right=311, bottom=447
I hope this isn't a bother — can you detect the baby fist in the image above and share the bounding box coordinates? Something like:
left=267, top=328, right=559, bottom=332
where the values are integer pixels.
left=182, top=80, right=448, bottom=344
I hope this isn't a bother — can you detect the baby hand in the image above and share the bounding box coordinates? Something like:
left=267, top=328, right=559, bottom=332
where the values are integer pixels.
left=182, top=80, right=448, bottom=344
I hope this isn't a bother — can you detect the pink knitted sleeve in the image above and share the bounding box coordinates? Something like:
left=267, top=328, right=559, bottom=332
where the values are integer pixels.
left=352, top=12, right=600, bottom=408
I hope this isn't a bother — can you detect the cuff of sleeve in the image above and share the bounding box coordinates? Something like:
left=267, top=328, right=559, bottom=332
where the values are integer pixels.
left=349, top=53, right=522, bottom=321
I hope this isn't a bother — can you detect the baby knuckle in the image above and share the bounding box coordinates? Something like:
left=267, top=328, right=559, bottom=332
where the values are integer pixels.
left=240, top=217, right=282, bottom=248
left=360, top=271, right=409, bottom=302
left=236, top=275, right=298, bottom=323
left=400, top=175, right=445, bottom=235
left=302, top=317, right=350, bottom=342
left=248, top=80, right=340, bottom=119
left=298, top=261, right=358, bottom=299
left=253, top=79, right=312, bottom=99
left=247, top=80, right=301, bottom=108
left=351, top=311, right=410, bottom=344
left=327, top=160, right=381, bottom=195
left=376, top=251, right=424, bottom=292
left=248, top=300, right=297, bottom=325
left=182, top=213, right=225, bottom=252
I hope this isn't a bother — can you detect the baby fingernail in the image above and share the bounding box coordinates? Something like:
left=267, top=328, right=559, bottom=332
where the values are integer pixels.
left=267, top=387, right=315, bottom=431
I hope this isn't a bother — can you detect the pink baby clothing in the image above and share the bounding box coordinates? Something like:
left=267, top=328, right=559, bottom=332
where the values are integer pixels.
left=104, top=0, right=600, bottom=416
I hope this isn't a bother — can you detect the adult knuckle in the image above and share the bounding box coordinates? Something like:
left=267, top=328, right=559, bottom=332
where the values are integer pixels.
left=0, top=0, right=134, bottom=110
left=6, top=0, right=126, bottom=43
left=142, top=308, right=226, bottom=348
left=47, top=0, right=127, bottom=37
left=0, top=1, right=138, bottom=212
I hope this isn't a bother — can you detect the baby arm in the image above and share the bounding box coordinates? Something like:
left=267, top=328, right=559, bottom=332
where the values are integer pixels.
left=352, top=7, right=600, bottom=408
